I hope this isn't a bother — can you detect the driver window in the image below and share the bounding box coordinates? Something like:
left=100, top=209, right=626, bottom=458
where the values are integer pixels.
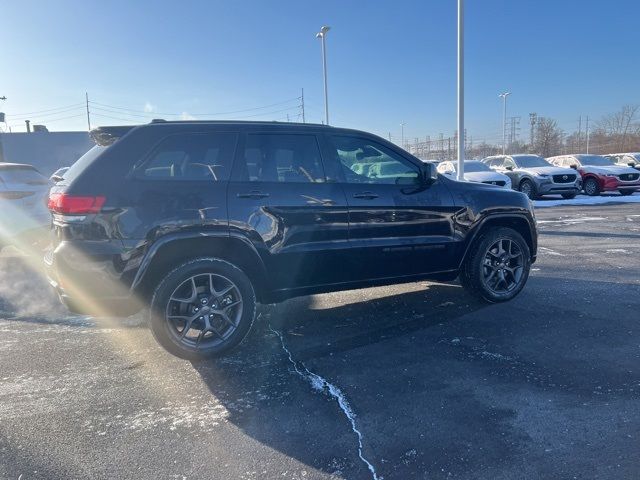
left=329, top=135, right=419, bottom=185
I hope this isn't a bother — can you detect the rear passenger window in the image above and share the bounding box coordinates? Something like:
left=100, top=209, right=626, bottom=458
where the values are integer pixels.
left=140, top=133, right=237, bottom=181
left=238, top=134, right=324, bottom=183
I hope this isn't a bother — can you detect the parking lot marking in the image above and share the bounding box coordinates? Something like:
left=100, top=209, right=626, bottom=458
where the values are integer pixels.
left=268, top=324, right=380, bottom=480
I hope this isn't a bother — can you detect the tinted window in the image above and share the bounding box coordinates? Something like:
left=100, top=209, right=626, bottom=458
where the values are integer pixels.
left=239, top=134, right=324, bottom=183
left=62, top=145, right=108, bottom=184
left=141, top=133, right=237, bottom=181
left=330, top=136, right=419, bottom=185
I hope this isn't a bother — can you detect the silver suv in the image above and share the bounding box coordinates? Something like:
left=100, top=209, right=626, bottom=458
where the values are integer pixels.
left=482, top=154, right=582, bottom=200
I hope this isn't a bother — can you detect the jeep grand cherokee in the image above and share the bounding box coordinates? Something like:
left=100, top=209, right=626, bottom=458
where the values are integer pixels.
left=45, top=121, right=537, bottom=360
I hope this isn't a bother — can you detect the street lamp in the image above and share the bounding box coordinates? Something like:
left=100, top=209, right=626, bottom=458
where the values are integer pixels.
left=316, top=25, right=330, bottom=125
left=499, top=92, right=511, bottom=154
left=456, top=0, right=465, bottom=181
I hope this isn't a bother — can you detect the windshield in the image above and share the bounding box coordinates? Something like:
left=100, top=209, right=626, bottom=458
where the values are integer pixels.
left=61, top=145, right=108, bottom=184
left=463, top=161, right=491, bottom=173
left=578, top=155, right=615, bottom=166
left=0, top=166, right=48, bottom=185
left=513, top=155, right=550, bottom=168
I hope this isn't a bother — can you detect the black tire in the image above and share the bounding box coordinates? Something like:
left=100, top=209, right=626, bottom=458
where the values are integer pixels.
left=561, top=193, right=577, bottom=199
left=519, top=179, right=538, bottom=200
left=583, top=177, right=600, bottom=196
left=149, top=258, right=256, bottom=360
left=619, top=189, right=634, bottom=196
left=459, top=227, right=531, bottom=303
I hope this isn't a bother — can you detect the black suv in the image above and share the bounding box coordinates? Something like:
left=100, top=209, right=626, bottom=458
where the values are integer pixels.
left=46, top=121, right=537, bottom=359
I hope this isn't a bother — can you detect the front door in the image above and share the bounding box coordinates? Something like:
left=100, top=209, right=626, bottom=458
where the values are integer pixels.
left=322, top=134, right=458, bottom=282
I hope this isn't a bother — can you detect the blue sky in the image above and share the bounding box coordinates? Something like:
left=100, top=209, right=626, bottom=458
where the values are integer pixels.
left=1, top=0, right=638, bottom=144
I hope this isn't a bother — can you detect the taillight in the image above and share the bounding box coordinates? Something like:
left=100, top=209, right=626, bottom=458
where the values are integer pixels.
left=48, top=193, right=106, bottom=214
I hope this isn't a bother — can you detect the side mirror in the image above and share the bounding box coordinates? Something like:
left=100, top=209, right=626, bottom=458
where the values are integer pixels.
left=570, top=164, right=578, bottom=170
left=629, top=162, right=636, bottom=167
left=506, top=165, right=514, bottom=171
left=420, top=162, right=438, bottom=184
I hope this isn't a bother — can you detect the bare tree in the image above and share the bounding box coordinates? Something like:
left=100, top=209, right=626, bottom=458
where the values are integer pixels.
left=533, top=117, right=563, bottom=157
left=597, top=104, right=640, bottom=151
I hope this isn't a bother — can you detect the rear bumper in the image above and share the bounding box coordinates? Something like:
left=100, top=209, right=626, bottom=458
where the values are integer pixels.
left=44, top=241, right=142, bottom=317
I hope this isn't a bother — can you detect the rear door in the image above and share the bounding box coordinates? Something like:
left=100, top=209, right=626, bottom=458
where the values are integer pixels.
left=227, top=130, right=350, bottom=290
left=323, top=134, right=458, bottom=281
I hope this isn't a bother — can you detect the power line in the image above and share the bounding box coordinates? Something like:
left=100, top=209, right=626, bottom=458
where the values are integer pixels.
left=88, top=97, right=301, bottom=117
left=7, top=103, right=85, bottom=118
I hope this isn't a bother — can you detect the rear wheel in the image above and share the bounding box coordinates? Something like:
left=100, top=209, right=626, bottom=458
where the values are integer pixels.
left=561, top=193, right=577, bottom=199
left=519, top=179, right=538, bottom=200
left=619, top=189, right=634, bottom=196
left=149, top=258, right=256, bottom=360
left=583, top=177, right=600, bottom=196
left=460, top=227, right=531, bottom=303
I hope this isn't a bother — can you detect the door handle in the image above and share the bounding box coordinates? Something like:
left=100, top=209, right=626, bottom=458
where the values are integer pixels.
left=237, top=190, right=270, bottom=199
left=353, top=191, right=379, bottom=200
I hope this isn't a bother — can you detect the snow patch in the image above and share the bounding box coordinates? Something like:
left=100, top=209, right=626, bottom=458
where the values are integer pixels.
left=268, top=325, right=379, bottom=480
left=538, top=247, right=565, bottom=256
left=533, top=194, right=640, bottom=208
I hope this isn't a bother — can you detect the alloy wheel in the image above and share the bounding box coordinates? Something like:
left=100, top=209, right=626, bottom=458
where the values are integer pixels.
left=165, top=273, right=243, bottom=349
left=481, top=238, right=525, bottom=294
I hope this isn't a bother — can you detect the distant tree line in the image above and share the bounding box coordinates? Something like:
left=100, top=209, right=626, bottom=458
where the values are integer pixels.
left=406, top=104, right=640, bottom=160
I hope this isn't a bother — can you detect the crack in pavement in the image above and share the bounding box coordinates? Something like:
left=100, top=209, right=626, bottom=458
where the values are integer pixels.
left=268, top=324, right=380, bottom=480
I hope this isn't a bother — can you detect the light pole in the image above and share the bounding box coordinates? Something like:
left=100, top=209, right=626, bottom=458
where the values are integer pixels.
left=456, top=0, right=465, bottom=181
left=316, top=25, right=330, bottom=125
left=499, top=92, right=510, bottom=154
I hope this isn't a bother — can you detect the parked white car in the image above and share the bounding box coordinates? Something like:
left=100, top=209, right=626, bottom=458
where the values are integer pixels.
left=0, top=163, right=52, bottom=251
left=603, top=153, right=640, bottom=170
left=437, top=160, right=512, bottom=188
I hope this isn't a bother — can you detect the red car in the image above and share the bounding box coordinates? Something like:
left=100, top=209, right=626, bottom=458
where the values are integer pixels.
left=548, top=154, right=640, bottom=196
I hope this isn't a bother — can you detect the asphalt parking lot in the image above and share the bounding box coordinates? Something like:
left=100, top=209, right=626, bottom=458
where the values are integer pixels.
left=1, top=202, right=639, bottom=480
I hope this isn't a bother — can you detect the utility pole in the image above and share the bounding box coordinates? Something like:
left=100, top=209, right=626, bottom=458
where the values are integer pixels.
left=85, top=92, right=91, bottom=131
left=25, top=120, right=31, bottom=133
left=456, top=0, right=465, bottom=180
left=529, top=113, right=537, bottom=147
left=499, top=92, right=511, bottom=154
left=585, top=116, right=590, bottom=153
left=301, top=88, right=306, bottom=123
left=388, top=132, right=392, bottom=141
left=577, top=115, right=582, bottom=153
left=400, top=122, right=405, bottom=149
left=315, top=26, right=330, bottom=125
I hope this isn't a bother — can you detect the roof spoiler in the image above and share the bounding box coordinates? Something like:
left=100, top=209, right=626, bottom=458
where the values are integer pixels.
left=89, top=126, right=134, bottom=146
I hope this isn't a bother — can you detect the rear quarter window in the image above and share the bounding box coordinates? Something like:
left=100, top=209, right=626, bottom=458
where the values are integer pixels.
left=137, top=133, right=238, bottom=181
left=62, top=145, right=109, bottom=184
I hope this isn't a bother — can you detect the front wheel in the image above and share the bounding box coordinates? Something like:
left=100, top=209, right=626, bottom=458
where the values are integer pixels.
left=149, top=258, right=257, bottom=360
left=619, top=189, right=634, bottom=196
left=583, top=177, right=600, bottom=196
left=460, top=227, right=531, bottom=303
left=519, top=179, right=538, bottom=200
left=561, top=193, right=577, bottom=199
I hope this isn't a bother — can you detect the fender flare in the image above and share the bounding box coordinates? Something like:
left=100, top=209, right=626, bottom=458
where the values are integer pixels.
left=456, top=212, right=537, bottom=269
left=130, top=231, right=269, bottom=293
